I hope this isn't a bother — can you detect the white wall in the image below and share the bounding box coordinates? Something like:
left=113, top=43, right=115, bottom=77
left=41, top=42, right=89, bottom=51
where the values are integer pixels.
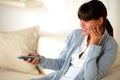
left=108, top=0, right=120, bottom=47
left=0, top=0, right=69, bottom=35
left=0, top=4, right=47, bottom=31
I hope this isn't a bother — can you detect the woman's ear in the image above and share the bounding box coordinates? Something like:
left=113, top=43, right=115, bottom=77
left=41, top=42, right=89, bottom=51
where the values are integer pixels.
left=98, top=17, right=104, bottom=25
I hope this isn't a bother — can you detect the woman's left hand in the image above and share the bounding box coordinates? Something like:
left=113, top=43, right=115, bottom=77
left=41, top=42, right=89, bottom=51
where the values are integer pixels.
left=89, top=25, right=104, bottom=45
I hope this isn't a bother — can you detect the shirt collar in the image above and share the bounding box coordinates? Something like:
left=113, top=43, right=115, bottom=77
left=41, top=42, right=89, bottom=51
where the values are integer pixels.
left=98, top=29, right=110, bottom=46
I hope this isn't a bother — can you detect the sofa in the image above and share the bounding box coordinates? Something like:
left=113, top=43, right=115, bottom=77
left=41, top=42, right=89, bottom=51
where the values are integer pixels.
left=0, top=26, right=120, bottom=80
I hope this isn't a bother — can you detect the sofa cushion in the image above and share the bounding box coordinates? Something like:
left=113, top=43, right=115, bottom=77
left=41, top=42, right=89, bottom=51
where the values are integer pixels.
left=0, top=26, right=40, bottom=74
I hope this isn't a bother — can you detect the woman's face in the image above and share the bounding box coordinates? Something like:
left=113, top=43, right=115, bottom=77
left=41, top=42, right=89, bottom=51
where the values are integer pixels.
left=80, top=19, right=101, bottom=35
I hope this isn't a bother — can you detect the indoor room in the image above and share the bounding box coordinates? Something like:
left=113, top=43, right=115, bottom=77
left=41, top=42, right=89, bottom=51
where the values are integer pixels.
left=0, top=0, right=120, bottom=80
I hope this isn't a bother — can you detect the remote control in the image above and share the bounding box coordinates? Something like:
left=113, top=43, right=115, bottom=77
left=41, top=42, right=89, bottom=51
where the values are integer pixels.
left=18, top=56, right=35, bottom=60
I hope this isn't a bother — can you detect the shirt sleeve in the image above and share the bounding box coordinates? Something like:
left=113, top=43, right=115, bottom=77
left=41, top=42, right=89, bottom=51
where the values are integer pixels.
left=83, top=43, right=118, bottom=80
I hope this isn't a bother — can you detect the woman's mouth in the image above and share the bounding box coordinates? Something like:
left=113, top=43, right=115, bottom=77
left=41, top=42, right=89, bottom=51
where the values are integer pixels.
left=82, top=28, right=87, bottom=31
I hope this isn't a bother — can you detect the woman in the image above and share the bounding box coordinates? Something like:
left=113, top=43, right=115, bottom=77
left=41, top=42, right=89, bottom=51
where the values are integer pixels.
left=25, top=0, right=118, bottom=80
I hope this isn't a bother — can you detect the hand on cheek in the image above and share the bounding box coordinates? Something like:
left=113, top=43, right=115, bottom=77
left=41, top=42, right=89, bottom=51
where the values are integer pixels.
left=89, top=26, right=103, bottom=45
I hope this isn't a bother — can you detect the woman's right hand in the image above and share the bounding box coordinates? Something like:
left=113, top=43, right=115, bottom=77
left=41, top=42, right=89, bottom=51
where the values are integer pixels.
left=25, top=52, right=40, bottom=65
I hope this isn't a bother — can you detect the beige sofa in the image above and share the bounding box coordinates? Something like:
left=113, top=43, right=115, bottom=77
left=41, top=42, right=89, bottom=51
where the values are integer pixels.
left=0, top=26, right=120, bottom=80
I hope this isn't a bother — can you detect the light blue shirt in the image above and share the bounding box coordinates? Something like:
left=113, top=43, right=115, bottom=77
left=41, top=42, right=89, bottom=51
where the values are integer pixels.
left=32, top=29, right=118, bottom=80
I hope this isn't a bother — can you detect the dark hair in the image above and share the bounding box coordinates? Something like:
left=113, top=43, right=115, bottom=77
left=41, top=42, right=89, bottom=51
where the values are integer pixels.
left=78, top=0, right=113, bottom=37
